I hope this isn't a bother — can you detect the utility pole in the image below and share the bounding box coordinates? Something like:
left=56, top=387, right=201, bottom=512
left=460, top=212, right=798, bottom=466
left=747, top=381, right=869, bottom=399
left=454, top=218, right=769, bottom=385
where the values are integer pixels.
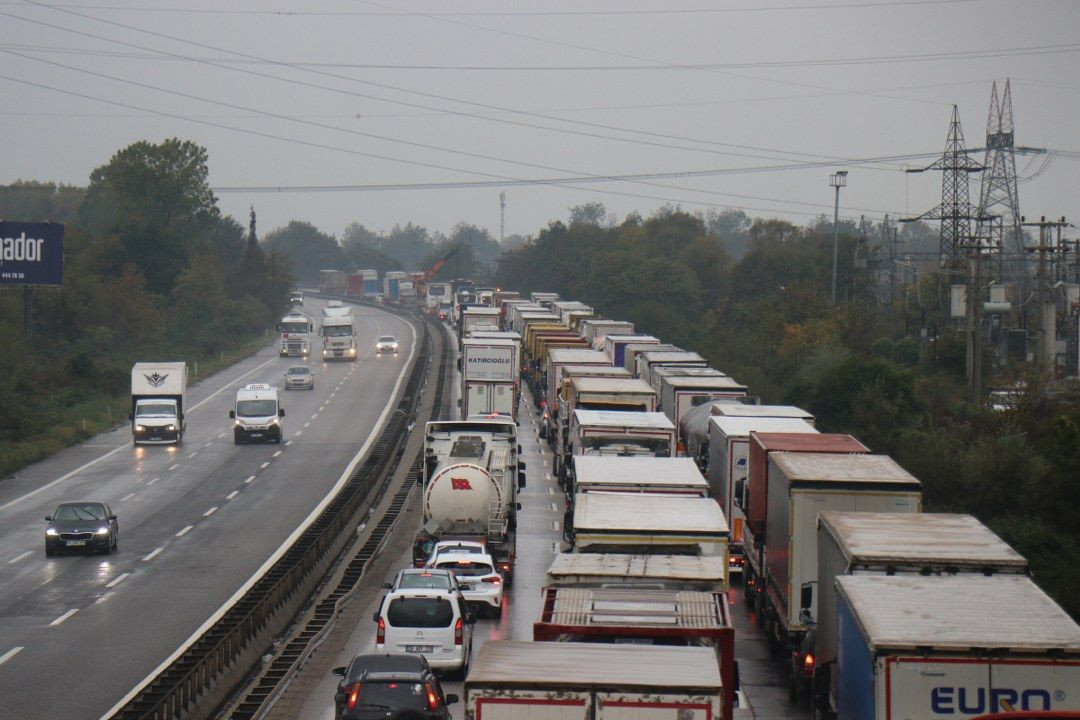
left=1022, top=216, right=1071, bottom=373
left=964, top=238, right=983, bottom=392
left=499, top=192, right=506, bottom=244
left=829, top=170, right=848, bottom=306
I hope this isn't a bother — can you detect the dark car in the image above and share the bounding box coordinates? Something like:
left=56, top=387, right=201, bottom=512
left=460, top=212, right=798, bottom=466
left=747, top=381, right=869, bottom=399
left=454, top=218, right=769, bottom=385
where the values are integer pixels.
left=331, top=653, right=457, bottom=720
left=789, top=626, right=815, bottom=702
left=45, top=502, right=118, bottom=556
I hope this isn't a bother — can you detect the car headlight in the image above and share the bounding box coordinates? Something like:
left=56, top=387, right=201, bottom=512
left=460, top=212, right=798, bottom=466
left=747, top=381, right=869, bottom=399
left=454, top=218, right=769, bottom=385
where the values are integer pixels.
left=95, top=526, right=110, bottom=535
left=135, top=425, right=146, bottom=432
left=46, top=528, right=58, bottom=536
left=166, top=425, right=176, bottom=431
left=270, top=417, right=279, bottom=426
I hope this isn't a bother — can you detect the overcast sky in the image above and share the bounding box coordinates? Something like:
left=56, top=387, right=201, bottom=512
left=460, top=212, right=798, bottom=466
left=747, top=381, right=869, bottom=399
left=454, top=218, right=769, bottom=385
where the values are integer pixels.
left=2, top=0, right=1078, bottom=241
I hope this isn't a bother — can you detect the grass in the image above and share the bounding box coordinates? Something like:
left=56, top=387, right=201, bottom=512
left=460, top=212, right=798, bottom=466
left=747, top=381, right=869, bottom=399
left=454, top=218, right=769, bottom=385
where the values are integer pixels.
left=0, top=333, right=272, bottom=479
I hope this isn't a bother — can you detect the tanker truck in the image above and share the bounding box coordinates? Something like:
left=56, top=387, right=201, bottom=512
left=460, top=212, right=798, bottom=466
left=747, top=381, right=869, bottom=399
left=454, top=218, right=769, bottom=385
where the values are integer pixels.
left=413, top=418, right=526, bottom=584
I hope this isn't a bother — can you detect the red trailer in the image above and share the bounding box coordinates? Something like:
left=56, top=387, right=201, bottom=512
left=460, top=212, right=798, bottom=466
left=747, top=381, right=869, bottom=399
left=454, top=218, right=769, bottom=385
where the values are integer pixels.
left=346, top=273, right=364, bottom=296
left=533, top=585, right=736, bottom=720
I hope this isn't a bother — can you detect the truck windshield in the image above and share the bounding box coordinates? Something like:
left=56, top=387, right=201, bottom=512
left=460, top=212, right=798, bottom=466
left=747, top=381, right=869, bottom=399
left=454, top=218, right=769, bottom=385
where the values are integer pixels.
left=236, top=399, right=278, bottom=417
left=136, top=402, right=176, bottom=417
left=322, top=325, right=353, bottom=337
left=280, top=322, right=308, bottom=333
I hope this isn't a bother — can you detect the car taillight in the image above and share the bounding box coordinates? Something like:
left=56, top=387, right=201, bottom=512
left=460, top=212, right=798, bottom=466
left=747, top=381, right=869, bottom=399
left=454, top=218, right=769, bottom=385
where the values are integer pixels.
left=376, top=617, right=385, bottom=644
left=731, top=556, right=744, bottom=566
left=804, top=652, right=815, bottom=671
left=346, top=683, right=362, bottom=710
left=499, top=562, right=510, bottom=573
left=454, top=617, right=463, bottom=646
left=482, top=576, right=501, bottom=584
left=425, top=683, right=439, bottom=711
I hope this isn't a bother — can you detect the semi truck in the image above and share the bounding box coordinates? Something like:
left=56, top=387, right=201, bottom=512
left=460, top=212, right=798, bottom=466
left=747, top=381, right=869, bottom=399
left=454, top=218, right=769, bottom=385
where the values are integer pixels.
left=578, top=319, right=634, bottom=345
left=559, top=409, right=675, bottom=487
left=598, top=333, right=658, bottom=367
left=570, top=455, right=708, bottom=498
left=659, top=374, right=748, bottom=447
left=813, top=512, right=1031, bottom=715
left=320, top=311, right=357, bottom=361
left=833, top=575, right=1080, bottom=720
left=318, top=269, right=345, bottom=295
left=359, top=269, right=379, bottom=297
left=545, top=552, right=728, bottom=592
left=762, top=453, right=922, bottom=649
left=460, top=338, right=520, bottom=420
left=464, top=641, right=726, bottom=720
left=382, top=270, right=407, bottom=302
left=130, top=362, right=187, bottom=445
left=276, top=311, right=313, bottom=357
left=680, top=402, right=814, bottom=468
left=415, top=418, right=526, bottom=583
left=621, top=342, right=681, bottom=374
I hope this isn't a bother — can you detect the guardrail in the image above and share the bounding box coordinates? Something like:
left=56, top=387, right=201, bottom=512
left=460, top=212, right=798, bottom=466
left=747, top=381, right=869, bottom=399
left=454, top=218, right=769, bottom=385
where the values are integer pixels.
left=112, top=298, right=439, bottom=720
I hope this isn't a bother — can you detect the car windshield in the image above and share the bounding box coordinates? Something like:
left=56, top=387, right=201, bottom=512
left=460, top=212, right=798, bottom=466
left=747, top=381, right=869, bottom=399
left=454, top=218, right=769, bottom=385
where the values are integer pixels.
left=322, top=325, right=353, bottom=337
left=135, top=402, right=175, bottom=417
left=436, top=559, right=494, bottom=577
left=386, top=597, right=454, bottom=628
left=398, top=573, right=453, bottom=590
left=355, top=681, right=428, bottom=710
left=54, top=504, right=106, bottom=521
left=236, top=399, right=277, bottom=417
left=286, top=367, right=310, bottom=376
left=379, top=336, right=397, bottom=343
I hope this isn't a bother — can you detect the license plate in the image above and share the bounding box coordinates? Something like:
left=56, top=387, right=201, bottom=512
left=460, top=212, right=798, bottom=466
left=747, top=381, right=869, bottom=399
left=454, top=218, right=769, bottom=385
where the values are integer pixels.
left=405, top=645, right=434, bottom=653
left=249, top=433, right=263, bottom=438
left=66, top=540, right=86, bottom=547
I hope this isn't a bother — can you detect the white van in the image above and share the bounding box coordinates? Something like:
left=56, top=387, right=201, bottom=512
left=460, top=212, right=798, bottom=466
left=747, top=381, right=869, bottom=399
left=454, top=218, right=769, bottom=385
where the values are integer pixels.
left=373, top=587, right=474, bottom=677
left=229, top=383, right=284, bottom=444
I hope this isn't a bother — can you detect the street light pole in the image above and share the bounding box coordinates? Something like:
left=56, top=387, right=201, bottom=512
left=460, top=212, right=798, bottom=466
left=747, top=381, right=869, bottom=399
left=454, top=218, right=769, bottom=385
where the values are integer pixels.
left=830, top=170, right=848, bottom=306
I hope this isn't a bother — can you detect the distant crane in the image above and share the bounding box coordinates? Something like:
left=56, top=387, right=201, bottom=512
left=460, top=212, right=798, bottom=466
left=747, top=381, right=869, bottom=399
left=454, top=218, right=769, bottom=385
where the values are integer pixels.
left=415, top=245, right=460, bottom=307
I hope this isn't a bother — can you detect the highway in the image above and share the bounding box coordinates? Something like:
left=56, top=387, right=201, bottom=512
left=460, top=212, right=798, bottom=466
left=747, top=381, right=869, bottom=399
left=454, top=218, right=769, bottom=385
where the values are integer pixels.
left=0, top=299, right=417, bottom=720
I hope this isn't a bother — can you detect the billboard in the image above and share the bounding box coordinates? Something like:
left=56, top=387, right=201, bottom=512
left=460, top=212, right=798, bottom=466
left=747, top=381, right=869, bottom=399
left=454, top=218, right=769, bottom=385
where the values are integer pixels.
left=0, top=222, right=64, bottom=286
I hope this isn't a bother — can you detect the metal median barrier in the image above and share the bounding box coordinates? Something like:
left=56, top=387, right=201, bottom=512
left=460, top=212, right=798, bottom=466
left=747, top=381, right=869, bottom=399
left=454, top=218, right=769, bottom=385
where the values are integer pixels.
left=111, top=298, right=445, bottom=720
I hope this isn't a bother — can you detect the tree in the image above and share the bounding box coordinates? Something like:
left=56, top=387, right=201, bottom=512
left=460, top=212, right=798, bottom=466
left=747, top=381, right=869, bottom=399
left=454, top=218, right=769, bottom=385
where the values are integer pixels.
left=704, top=209, right=751, bottom=260
left=79, top=139, right=221, bottom=292
left=262, top=220, right=343, bottom=284
left=569, top=202, right=609, bottom=227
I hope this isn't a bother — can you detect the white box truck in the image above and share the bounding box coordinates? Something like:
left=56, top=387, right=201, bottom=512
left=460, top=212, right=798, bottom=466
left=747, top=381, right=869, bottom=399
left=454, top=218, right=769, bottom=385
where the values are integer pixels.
left=834, top=575, right=1080, bottom=720
left=461, top=338, right=520, bottom=419
left=130, top=362, right=187, bottom=445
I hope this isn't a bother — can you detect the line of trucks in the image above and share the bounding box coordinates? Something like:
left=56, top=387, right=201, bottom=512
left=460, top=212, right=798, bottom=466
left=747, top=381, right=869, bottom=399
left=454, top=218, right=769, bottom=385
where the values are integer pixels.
left=276, top=301, right=359, bottom=361
left=405, top=287, right=1080, bottom=720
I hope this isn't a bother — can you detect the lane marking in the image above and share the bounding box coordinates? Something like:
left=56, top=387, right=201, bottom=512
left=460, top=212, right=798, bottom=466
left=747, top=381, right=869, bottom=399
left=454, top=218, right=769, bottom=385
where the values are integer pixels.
left=147, top=477, right=159, bottom=485
left=98, top=311, right=419, bottom=720
left=285, top=440, right=293, bottom=447
left=204, top=442, right=213, bottom=448
left=318, top=405, right=325, bottom=412
left=203, top=507, right=218, bottom=517
left=294, top=430, right=303, bottom=437
left=545, top=473, right=551, bottom=481
left=105, top=572, right=130, bottom=589
left=187, top=451, right=198, bottom=459
left=50, top=609, right=78, bottom=626
left=120, top=492, right=135, bottom=502
left=0, top=647, right=23, bottom=666
left=272, top=451, right=282, bottom=458
left=244, top=475, right=256, bottom=484
left=550, top=502, right=559, bottom=512
left=551, top=520, right=561, bottom=532
left=8, top=550, right=32, bottom=564
left=218, top=432, right=226, bottom=439
left=168, top=464, right=179, bottom=471
left=303, top=422, right=310, bottom=428
left=226, top=490, right=239, bottom=500
left=0, top=352, right=281, bottom=513
left=142, top=547, right=163, bottom=561
left=259, top=462, right=269, bottom=469
left=175, top=525, right=194, bottom=537
left=310, top=414, right=318, bottom=420
left=330, top=392, right=336, bottom=398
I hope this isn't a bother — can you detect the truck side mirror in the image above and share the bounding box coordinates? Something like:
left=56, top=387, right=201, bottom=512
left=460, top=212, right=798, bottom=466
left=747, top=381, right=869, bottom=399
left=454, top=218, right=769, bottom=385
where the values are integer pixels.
left=278, top=408, right=285, bottom=417
left=518, top=461, right=526, bottom=470
left=178, top=413, right=184, bottom=420
left=334, top=692, right=346, bottom=703
left=331, top=667, right=346, bottom=678
left=128, top=413, right=133, bottom=421
left=381, top=582, right=392, bottom=589
left=229, top=410, right=236, bottom=419
left=518, top=472, right=526, bottom=489
left=734, top=479, right=745, bottom=510
left=445, top=694, right=459, bottom=705
left=456, top=399, right=462, bottom=408
left=518, top=444, right=522, bottom=454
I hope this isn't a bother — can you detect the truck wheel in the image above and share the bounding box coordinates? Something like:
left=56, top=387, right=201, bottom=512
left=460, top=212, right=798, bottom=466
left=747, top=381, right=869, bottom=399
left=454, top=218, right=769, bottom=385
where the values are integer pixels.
left=234, top=430, right=242, bottom=445
left=787, top=667, right=799, bottom=702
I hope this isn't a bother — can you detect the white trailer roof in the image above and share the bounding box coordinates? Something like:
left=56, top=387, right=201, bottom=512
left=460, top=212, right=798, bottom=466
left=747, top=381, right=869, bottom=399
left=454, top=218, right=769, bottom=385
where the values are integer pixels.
left=562, top=366, right=631, bottom=378
left=467, top=641, right=722, bottom=689
left=712, top=403, right=814, bottom=420
left=574, top=409, right=674, bottom=431
left=547, top=348, right=609, bottom=364
left=654, top=366, right=727, bottom=378
left=469, top=331, right=521, bottom=340
left=547, top=553, right=727, bottom=583
left=539, top=587, right=728, bottom=631
left=462, top=337, right=517, bottom=348
left=663, top=375, right=747, bottom=391
left=710, top=415, right=815, bottom=439
left=836, top=575, right=1080, bottom=653
left=571, top=377, right=655, bottom=394
left=574, top=493, right=728, bottom=534
left=818, top=511, right=1027, bottom=569
left=604, top=334, right=657, bottom=344
left=772, top=452, right=921, bottom=487
left=574, top=456, right=707, bottom=489
left=640, top=350, right=706, bottom=363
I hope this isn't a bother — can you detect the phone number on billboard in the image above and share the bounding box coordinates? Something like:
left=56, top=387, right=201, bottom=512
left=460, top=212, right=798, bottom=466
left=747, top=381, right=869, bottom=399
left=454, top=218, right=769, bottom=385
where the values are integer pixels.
left=1, top=272, right=27, bottom=280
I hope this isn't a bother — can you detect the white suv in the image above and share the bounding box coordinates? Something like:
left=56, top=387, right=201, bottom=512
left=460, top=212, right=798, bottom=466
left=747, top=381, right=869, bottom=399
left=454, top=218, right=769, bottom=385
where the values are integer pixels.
left=431, top=551, right=503, bottom=618
left=373, top=588, right=474, bottom=678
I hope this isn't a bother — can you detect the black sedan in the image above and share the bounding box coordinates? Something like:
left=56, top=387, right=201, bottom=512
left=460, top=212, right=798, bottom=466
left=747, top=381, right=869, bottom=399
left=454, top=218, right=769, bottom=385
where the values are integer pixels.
left=45, top=502, right=118, bottom=556
left=331, top=653, right=457, bottom=720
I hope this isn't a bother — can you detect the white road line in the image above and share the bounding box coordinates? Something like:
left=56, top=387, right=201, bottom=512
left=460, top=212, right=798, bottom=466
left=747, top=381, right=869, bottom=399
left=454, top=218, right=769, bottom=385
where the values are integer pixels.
left=294, top=430, right=303, bottom=436
left=0, top=353, right=282, bottom=514
left=545, top=473, right=551, bottom=481
left=147, top=477, right=159, bottom=485
left=310, top=414, right=318, bottom=420
left=550, top=502, right=559, bottom=512
left=120, top=493, right=135, bottom=502
left=547, top=487, right=554, bottom=495
left=244, top=475, right=255, bottom=484
left=8, top=550, right=32, bottom=564
left=0, top=647, right=23, bottom=666
left=285, top=440, right=293, bottom=447
left=303, top=422, right=310, bottom=428
left=105, top=572, right=130, bottom=589
left=187, top=451, right=198, bottom=459
left=259, top=461, right=269, bottom=469
left=218, top=432, right=226, bottom=439
left=203, top=507, right=218, bottom=517
left=168, top=464, right=179, bottom=471
left=318, top=405, right=325, bottom=412
left=176, top=525, right=194, bottom=537
left=551, top=520, right=561, bottom=532
left=98, top=313, right=420, bottom=720
left=330, top=392, right=336, bottom=398
left=204, top=442, right=213, bottom=448
left=272, top=451, right=282, bottom=458
left=226, top=490, right=239, bottom=500
left=50, top=609, right=78, bottom=626
left=142, top=547, right=164, bottom=561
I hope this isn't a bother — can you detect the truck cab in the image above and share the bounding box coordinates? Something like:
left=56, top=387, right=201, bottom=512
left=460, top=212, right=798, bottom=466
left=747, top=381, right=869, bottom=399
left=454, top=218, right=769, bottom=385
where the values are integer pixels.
left=320, top=313, right=357, bottom=361
left=130, top=362, right=187, bottom=446
left=277, top=312, right=313, bottom=357
left=230, top=383, right=284, bottom=444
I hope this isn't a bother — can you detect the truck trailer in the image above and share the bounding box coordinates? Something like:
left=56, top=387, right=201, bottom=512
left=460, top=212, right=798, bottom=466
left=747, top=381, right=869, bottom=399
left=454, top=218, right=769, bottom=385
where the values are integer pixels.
left=130, top=362, right=187, bottom=445
left=461, top=338, right=520, bottom=420
left=560, top=409, right=675, bottom=486
left=545, top=552, right=728, bottom=592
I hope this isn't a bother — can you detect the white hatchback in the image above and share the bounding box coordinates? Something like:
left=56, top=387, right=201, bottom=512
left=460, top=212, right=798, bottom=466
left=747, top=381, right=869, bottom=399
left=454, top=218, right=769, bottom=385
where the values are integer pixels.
left=432, top=551, right=504, bottom=618
left=373, top=588, right=473, bottom=678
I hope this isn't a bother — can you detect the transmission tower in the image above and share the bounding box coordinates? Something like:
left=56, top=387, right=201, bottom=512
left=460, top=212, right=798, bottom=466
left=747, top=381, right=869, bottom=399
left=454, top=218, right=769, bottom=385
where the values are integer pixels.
left=977, top=79, right=1023, bottom=254
left=902, top=105, right=986, bottom=267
